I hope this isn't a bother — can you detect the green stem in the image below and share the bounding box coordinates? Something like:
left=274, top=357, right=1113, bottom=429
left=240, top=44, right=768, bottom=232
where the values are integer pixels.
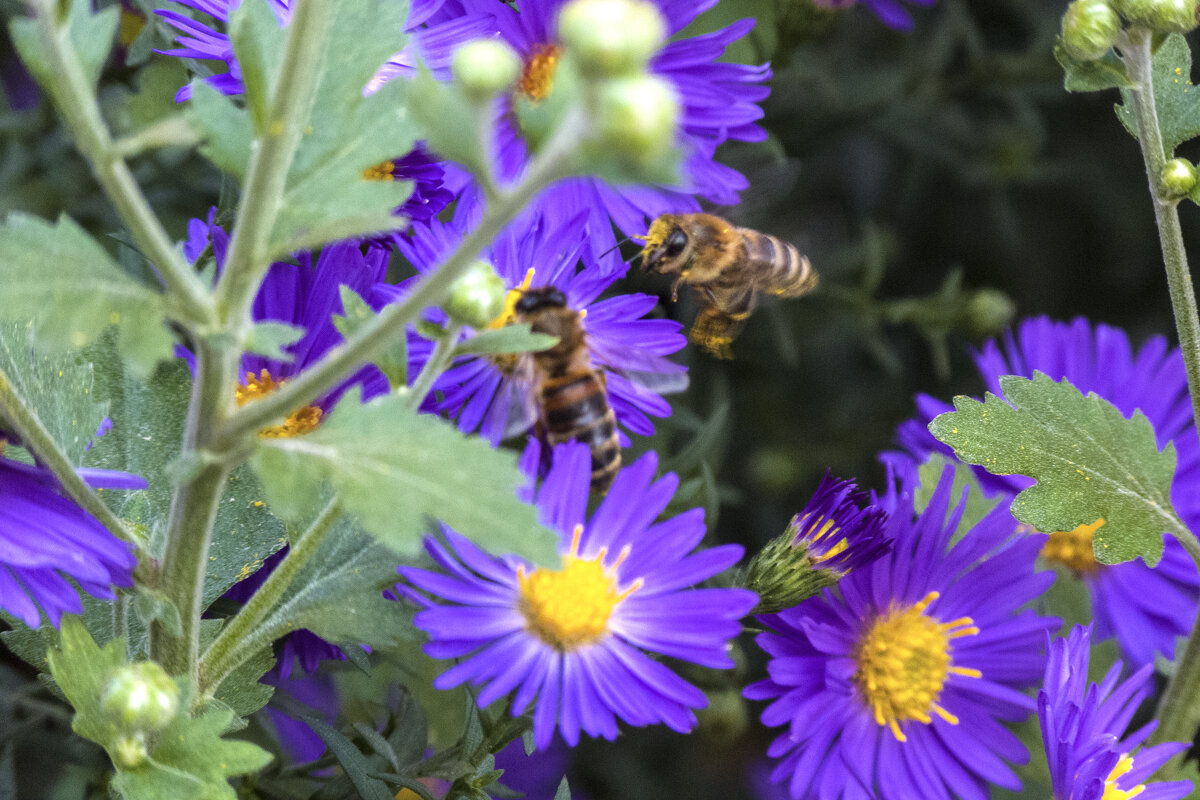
left=406, top=323, right=463, bottom=411
left=198, top=499, right=342, bottom=695
left=114, top=590, right=131, bottom=659
left=1121, top=29, right=1200, bottom=761
left=24, top=0, right=211, bottom=324
left=0, top=363, right=137, bottom=547
left=216, top=109, right=584, bottom=445
left=214, top=0, right=333, bottom=333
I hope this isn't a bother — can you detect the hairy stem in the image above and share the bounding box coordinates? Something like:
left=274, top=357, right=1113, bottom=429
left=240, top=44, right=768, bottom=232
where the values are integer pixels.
left=406, top=323, right=463, bottom=411
left=218, top=109, right=586, bottom=444
left=198, top=499, right=342, bottom=696
left=1122, top=29, right=1200, bottom=760
left=0, top=363, right=137, bottom=546
left=23, top=0, right=211, bottom=324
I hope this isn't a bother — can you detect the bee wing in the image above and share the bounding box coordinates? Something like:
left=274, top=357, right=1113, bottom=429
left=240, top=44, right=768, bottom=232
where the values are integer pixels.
left=587, top=336, right=689, bottom=397
left=502, top=353, right=543, bottom=440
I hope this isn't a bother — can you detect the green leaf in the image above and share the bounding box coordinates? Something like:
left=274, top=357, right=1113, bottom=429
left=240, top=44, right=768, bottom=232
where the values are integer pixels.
left=189, top=82, right=253, bottom=179
left=246, top=321, right=305, bottom=362
left=0, top=213, right=173, bottom=375
left=913, top=454, right=1001, bottom=543
left=0, top=320, right=109, bottom=464
left=332, top=286, right=407, bottom=388
left=269, top=1, right=417, bottom=255
left=250, top=392, right=559, bottom=565
left=1117, top=34, right=1200, bottom=153
left=928, top=372, right=1179, bottom=566
left=1053, top=38, right=1131, bottom=93
left=302, top=717, right=394, bottom=800
left=44, top=616, right=126, bottom=749
left=82, top=340, right=288, bottom=603
left=211, top=646, right=274, bottom=720
left=452, top=325, right=559, bottom=357
left=261, top=517, right=417, bottom=650
left=10, top=0, right=118, bottom=95
left=408, top=67, right=491, bottom=177
left=228, top=0, right=286, bottom=133
left=132, top=589, right=184, bottom=639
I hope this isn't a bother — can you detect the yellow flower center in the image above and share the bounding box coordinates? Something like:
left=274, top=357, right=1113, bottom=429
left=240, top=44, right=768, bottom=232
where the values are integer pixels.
left=363, top=160, right=397, bottom=181
left=1040, top=518, right=1105, bottom=575
left=852, top=591, right=982, bottom=742
left=518, top=44, right=562, bottom=102
left=234, top=369, right=323, bottom=438
left=517, top=525, right=641, bottom=650
left=799, top=517, right=849, bottom=563
left=488, top=268, right=537, bottom=330
left=1102, top=754, right=1145, bottom=800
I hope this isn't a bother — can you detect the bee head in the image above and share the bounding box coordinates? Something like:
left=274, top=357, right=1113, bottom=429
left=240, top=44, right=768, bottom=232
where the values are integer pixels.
left=514, top=286, right=568, bottom=314
left=639, top=215, right=690, bottom=275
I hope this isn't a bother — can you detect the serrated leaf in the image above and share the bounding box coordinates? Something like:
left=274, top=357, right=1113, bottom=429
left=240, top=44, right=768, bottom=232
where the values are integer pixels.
left=82, top=339, right=288, bottom=601
left=302, top=717, right=393, bottom=800
left=261, top=516, right=417, bottom=650
left=332, top=286, right=407, bottom=388
left=211, top=646, right=274, bottom=719
left=189, top=81, right=253, bottom=178
left=0, top=320, right=109, bottom=464
left=0, top=213, right=173, bottom=375
left=44, top=615, right=126, bottom=748
left=10, top=0, right=118, bottom=95
left=1053, top=38, right=1131, bottom=93
left=250, top=392, right=559, bottom=565
left=928, top=372, right=1179, bottom=566
left=269, top=1, right=416, bottom=255
left=452, top=325, right=559, bottom=357
left=228, top=0, right=285, bottom=132
left=246, top=321, right=305, bottom=361
left=1117, top=34, right=1200, bottom=153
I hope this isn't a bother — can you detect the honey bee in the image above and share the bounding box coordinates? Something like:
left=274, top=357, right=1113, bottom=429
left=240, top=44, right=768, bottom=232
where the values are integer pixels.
left=639, top=213, right=818, bottom=358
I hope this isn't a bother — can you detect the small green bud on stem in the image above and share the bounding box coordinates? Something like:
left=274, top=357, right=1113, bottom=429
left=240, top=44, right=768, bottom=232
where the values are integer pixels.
left=453, top=39, right=523, bottom=100
left=100, top=661, right=180, bottom=734
left=1162, top=157, right=1199, bottom=198
left=587, top=75, right=680, bottom=169
left=112, top=733, right=150, bottom=770
left=445, top=260, right=508, bottom=328
left=1061, top=0, right=1121, bottom=60
left=961, top=288, right=1016, bottom=337
left=557, top=0, right=667, bottom=78
left=1115, top=0, right=1199, bottom=33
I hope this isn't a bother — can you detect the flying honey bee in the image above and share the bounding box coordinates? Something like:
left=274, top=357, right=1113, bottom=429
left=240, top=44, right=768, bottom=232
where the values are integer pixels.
left=638, top=213, right=818, bottom=359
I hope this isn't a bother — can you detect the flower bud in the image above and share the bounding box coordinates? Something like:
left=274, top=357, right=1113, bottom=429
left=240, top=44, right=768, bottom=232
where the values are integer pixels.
left=1162, top=157, right=1198, bottom=198
left=589, top=75, right=680, bottom=168
left=1115, top=0, right=1199, bottom=32
left=100, top=661, right=180, bottom=734
left=557, top=0, right=667, bottom=78
left=960, top=288, right=1016, bottom=338
left=1061, top=0, right=1121, bottom=61
left=111, top=733, right=149, bottom=770
left=452, top=39, right=522, bottom=100
left=445, top=260, right=508, bottom=329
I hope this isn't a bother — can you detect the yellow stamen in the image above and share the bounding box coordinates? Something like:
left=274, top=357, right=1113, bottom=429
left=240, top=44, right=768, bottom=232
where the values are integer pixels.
left=517, top=44, right=562, bottom=102
left=517, top=525, right=641, bottom=651
left=1102, top=755, right=1145, bottom=800
left=1041, top=518, right=1105, bottom=575
left=852, top=591, right=980, bottom=743
left=234, top=369, right=323, bottom=438
left=488, top=268, right=537, bottom=330
left=363, top=160, right=397, bottom=181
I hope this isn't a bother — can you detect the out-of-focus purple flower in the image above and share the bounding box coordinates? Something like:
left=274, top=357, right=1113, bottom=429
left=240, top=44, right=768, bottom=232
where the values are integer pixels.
left=1039, top=625, right=1192, bottom=800
left=399, top=442, right=757, bottom=750
left=815, top=0, right=935, bottom=31
left=895, top=316, right=1200, bottom=668
left=0, top=431, right=145, bottom=628
left=745, top=462, right=1059, bottom=800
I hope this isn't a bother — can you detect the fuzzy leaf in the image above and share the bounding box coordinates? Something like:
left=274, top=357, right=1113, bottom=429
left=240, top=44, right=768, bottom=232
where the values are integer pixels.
left=1117, top=34, right=1200, bottom=153
left=228, top=0, right=285, bottom=132
left=10, top=0, right=118, bottom=94
left=211, top=646, right=274, bottom=720
left=0, top=213, right=173, bottom=375
left=246, top=321, right=305, bottom=362
left=1054, top=38, right=1131, bottom=93
left=452, top=325, right=559, bottom=357
left=44, top=615, right=126, bottom=748
left=189, top=81, right=253, bottom=178
left=332, top=287, right=407, bottom=388
left=928, top=372, right=1178, bottom=566
left=250, top=392, right=559, bottom=564
left=302, top=717, right=393, bottom=800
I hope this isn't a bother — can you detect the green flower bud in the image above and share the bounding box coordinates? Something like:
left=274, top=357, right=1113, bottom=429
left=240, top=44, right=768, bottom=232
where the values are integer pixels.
left=1162, top=157, right=1198, bottom=197
left=452, top=39, right=522, bottom=100
left=557, top=0, right=667, bottom=78
left=588, top=75, right=680, bottom=169
left=446, top=260, right=508, bottom=329
left=1115, top=0, right=1199, bottom=32
left=111, top=733, right=149, bottom=770
left=742, top=534, right=837, bottom=616
left=100, top=662, right=180, bottom=734
left=960, top=288, right=1016, bottom=338
left=1061, top=0, right=1121, bottom=60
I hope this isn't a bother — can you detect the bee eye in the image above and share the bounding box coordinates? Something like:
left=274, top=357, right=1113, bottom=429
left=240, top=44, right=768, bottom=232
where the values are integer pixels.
left=664, top=229, right=687, bottom=257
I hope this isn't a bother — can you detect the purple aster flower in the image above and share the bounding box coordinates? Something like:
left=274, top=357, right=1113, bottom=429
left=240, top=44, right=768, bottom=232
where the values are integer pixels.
left=385, top=212, right=687, bottom=449
left=443, top=0, right=770, bottom=254
left=398, top=442, right=758, bottom=750
left=896, top=316, right=1200, bottom=668
left=1040, top=624, right=1192, bottom=800
left=745, top=463, right=1059, bottom=800
left=0, top=433, right=145, bottom=628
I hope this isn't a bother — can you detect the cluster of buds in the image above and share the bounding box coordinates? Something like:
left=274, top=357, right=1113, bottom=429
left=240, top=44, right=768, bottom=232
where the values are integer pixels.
left=98, top=661, right=181, bottom=769
left=1061, top=0, right=1199, bottom=61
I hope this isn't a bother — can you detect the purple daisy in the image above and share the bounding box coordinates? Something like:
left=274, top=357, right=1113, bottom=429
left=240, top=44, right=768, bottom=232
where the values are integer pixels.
left=1040, top=625, right=1192, bottom=800
left=744, top=463, right=1059, bottom=800
left=896, top=316, right=1200, bottom=668
left=385, top=211, right=686, bottom=448
left=0, top=433, right=145, bottom=628
left=398, top=442, right=758, bottom=750
left=444, top=0, right=770, bottom=253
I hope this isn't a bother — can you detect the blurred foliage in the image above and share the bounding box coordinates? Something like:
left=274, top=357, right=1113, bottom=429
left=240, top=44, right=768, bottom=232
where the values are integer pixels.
left=2, top=0, right=1195, bottom=797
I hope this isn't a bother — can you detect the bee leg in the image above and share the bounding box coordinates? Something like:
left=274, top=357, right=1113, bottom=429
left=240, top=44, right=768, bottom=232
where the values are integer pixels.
left=690, top=307, right=741, bottom=359
left=670, top=275, right=686, bottom=303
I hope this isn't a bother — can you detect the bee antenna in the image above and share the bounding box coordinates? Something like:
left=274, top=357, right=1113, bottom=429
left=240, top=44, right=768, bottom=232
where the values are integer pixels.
left=597, top=235, right=636, bottom=260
